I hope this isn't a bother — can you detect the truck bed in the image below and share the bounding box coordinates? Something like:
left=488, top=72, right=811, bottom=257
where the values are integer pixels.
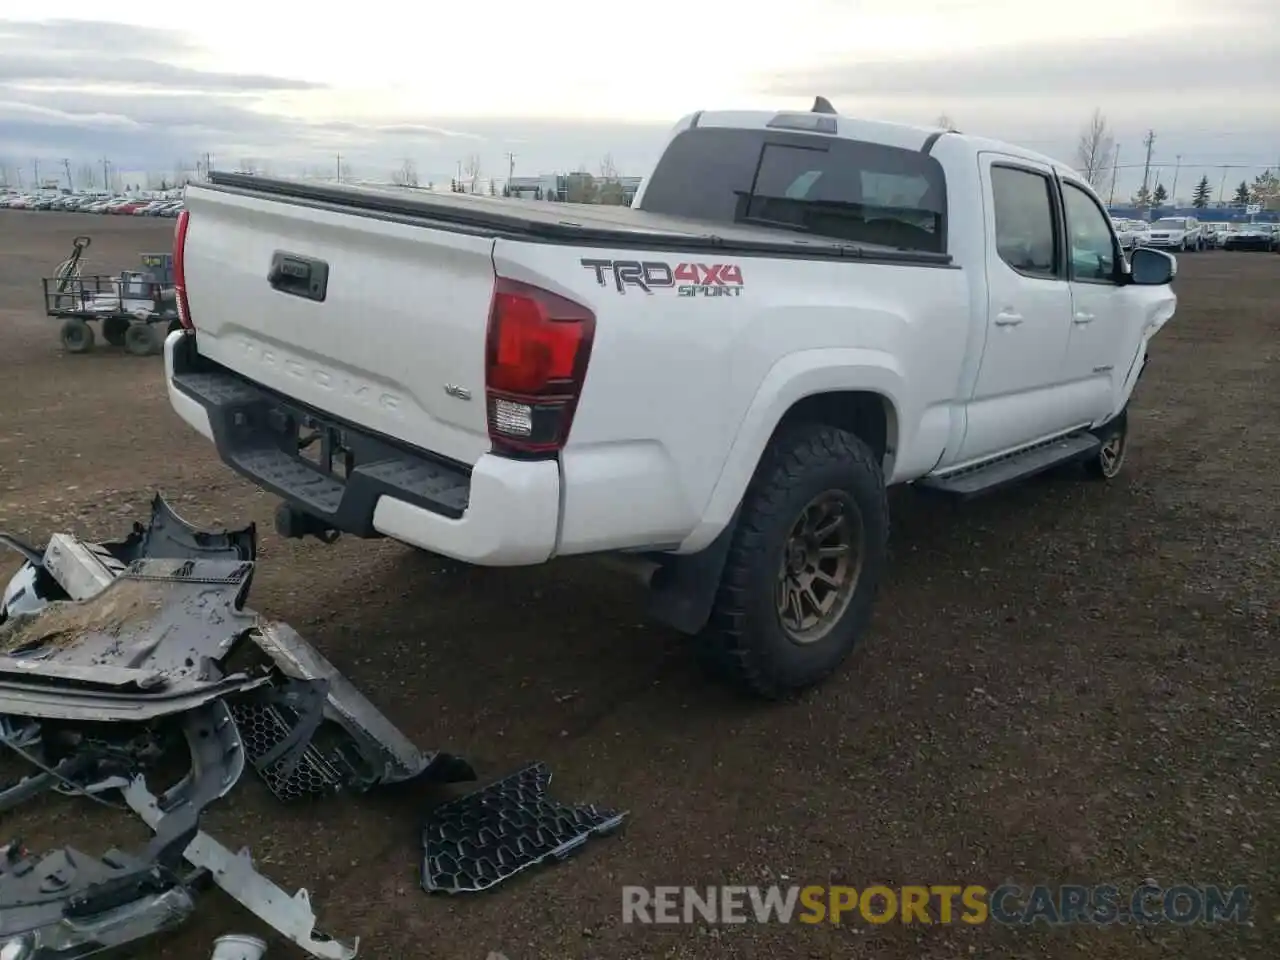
left=204, top=172, right=952, bottom=266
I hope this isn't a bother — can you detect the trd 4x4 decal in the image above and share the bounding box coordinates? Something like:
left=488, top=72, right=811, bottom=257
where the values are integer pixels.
left=580, top=258, right=744, bottom=296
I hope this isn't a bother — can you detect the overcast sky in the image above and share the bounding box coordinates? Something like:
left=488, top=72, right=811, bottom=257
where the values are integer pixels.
left=1, top=2, right=1276, bottom=201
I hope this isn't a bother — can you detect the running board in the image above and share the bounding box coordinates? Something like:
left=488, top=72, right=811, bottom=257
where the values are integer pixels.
left=917, top=433, right=1100, bottom=498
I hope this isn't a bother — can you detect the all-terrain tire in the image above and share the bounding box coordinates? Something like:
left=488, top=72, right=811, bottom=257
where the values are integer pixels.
left=124, top=322, right=161, bottom=357
left=59, top=317, right=94, bottom=354
left=1084, top=409, right=1129, bottom=480
left=700, top=424, right=890, bottom=700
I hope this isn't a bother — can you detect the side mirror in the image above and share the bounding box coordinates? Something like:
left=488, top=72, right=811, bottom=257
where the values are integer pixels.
left=1129, top=247, right=1176, bottom=285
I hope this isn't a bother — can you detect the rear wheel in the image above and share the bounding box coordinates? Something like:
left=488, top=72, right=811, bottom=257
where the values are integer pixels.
left=124, top=322, right=161, bottom=357
left=1085, top=410, right=1128, bottom=480
left=59, top=317, right=94, bottom=354
left=701, top=424, right=890, bottom=699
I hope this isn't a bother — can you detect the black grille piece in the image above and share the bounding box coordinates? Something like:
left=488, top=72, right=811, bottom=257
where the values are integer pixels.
left=421, top=761, right=626, bottom=894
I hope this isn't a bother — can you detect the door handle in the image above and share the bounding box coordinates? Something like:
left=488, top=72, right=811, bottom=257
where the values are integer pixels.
left=994, top=311, right=1023, bottom=327
left=1073, top=311, right=1095, bottom=325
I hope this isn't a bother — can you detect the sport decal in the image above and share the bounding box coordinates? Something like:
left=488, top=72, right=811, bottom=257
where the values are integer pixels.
left=580, top=258, right=744, bottom=297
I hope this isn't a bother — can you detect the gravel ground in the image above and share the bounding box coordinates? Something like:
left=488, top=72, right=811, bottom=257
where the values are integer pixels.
left=0, top=209, right=1276, bottom=959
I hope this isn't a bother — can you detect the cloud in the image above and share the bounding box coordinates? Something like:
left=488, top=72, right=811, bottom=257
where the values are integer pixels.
left=758, top=33, right=1276, bottom=102
left=0, top=100, right=143, bottom=131
left=0, top=19, right=322, bottom=91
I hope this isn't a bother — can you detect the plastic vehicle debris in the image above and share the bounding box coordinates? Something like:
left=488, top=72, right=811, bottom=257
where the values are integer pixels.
left=0, top=494, right=256, bottom=624
left=422, top=761, right=627, bottom=894
left=125, top=779, right=356, bottom=960
left=0, top=499, right=626, bottom=956
left=0, top=702, right=242, bottom=958
left=0, top=499, right=475, bottom=957
left=210, top=933, right=268, bottom=960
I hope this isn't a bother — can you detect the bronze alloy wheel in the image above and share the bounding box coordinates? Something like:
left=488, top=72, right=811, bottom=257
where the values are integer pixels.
left=776, top=490, right=864, bottom=644
left=1098, top=431, right=1127, bottom=478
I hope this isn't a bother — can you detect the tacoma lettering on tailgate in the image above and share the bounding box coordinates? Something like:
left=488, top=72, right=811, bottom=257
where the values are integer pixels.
left=233, top=337, right=404, bottom=415
left=580, top=258, right=744, bottom=297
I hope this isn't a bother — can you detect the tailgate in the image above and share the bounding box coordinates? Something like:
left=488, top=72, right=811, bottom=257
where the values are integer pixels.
left=182, top=185, right=497, bottom=466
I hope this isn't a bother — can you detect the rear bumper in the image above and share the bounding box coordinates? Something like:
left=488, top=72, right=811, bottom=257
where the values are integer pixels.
left=163, top=330, right=559, bottom=565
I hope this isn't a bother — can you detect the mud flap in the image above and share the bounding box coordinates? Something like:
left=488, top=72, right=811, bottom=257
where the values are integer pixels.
left=421, top=761, right=626, bottom=894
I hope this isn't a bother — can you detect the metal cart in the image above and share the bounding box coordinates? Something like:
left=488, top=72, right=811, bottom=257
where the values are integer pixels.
left=41, top=243, right=182, bottom=356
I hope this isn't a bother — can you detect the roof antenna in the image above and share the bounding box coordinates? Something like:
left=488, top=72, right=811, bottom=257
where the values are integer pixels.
left=812, top=96, right=837, bottom=115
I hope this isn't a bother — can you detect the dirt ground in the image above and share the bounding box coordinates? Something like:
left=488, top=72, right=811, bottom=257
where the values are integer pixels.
left=0, top=209, right=1275, bottom=959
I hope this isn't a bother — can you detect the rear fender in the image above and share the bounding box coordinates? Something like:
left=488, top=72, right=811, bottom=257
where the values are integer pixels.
left=678, top=348, right=905, bottom=555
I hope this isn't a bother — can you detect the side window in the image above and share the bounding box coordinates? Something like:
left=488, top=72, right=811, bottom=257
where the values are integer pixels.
left=990, top=166, right=1058, bottom=278
left=1061, top=182, right=1118, bottom=282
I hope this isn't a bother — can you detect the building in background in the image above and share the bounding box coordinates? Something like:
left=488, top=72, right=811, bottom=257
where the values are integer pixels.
left=507, top=172, right=642, bottom=204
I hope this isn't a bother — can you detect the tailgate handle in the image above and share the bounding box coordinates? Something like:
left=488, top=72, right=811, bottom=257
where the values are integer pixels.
left=268, top=251, right=329, bottom=302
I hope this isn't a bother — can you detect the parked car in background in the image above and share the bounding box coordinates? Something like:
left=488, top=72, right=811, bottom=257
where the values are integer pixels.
left=1203, top=223, right=1232, bottom=248
left=1222, top=222, right=1278, bottom=252
left=1144, top=216, right=1205, bottom=252
left=1115, top=219, right=1149, bottom=251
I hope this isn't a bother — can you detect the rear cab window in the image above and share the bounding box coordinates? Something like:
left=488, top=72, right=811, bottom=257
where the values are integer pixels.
left=637, top=127, right=948, bottom=254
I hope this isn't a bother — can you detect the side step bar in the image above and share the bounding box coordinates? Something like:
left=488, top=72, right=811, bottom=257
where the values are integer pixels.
left=916, top=432, right=1100, bottom=499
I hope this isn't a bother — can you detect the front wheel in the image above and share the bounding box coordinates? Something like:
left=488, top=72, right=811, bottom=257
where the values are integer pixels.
left=1085, top=410, right=1128, bottom=480
left=701, top=424, right=890, bottom=699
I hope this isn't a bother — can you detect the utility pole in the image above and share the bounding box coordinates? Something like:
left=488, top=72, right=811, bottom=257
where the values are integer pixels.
left=505, top=152, right=516, bottom=186
left=1170, top=154, right=1181, bottom=206
left=1217, top=166, right=1228, bottom=205
left=62, top=158, right=72, bottom=191
left=335, top=153, right=342, bottom=183
left=102, top=158, right=110, bottom=192
left=33, top=159, right=39, bottom=188
left=1139, top=129, right=1156, bottom=210
left=1108, top=143, right=1121, bottom=206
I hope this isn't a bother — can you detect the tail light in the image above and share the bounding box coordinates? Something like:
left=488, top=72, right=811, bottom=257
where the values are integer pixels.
left=485, top=276, right=595, bottom=456
left=172, top=209, right=193, bottom=330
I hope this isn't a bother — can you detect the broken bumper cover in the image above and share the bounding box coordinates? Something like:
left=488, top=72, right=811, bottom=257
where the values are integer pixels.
left=0, top=498, right=476, bottom=956
left=0, top=701, right=243, bottom=958
left=163, top=329, right=560, bottom=566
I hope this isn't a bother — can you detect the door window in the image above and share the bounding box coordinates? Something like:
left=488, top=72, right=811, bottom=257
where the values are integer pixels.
left=1061, top=182, right=1119, bottom=282
left=990, top=166, right=1059, bottom=278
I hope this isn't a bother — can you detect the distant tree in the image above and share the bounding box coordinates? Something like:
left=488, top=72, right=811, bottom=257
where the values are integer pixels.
left=450, top=177, right=458, bottom=192
left=935, top=114, right=958, bottom=131
left=1233, top=181, right=1251, bottom=206
left=391, top=158, right=418, bottom=187
left=1152, top=183, right=1168, bottom=205
left=1132, top=185, right=1152, bottom=207
left=463, top=154, right=482, bottom=194
left=1192, top=175, right=1211, bottom=208
left=488, top=179, right=497, bottom=196
left=1250, top=169, right=1278, bottom=203
left=1074, top=108, right=1115, bottom=191
left=534, top=186, right=543, bottom=200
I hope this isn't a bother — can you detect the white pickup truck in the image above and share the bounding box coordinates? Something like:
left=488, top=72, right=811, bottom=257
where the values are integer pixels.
left=163, top=100, right=1178, bottom=699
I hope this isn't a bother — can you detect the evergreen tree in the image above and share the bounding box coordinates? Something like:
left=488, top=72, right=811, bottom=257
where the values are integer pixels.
left=1192, top=175, right=1210, bottom=208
